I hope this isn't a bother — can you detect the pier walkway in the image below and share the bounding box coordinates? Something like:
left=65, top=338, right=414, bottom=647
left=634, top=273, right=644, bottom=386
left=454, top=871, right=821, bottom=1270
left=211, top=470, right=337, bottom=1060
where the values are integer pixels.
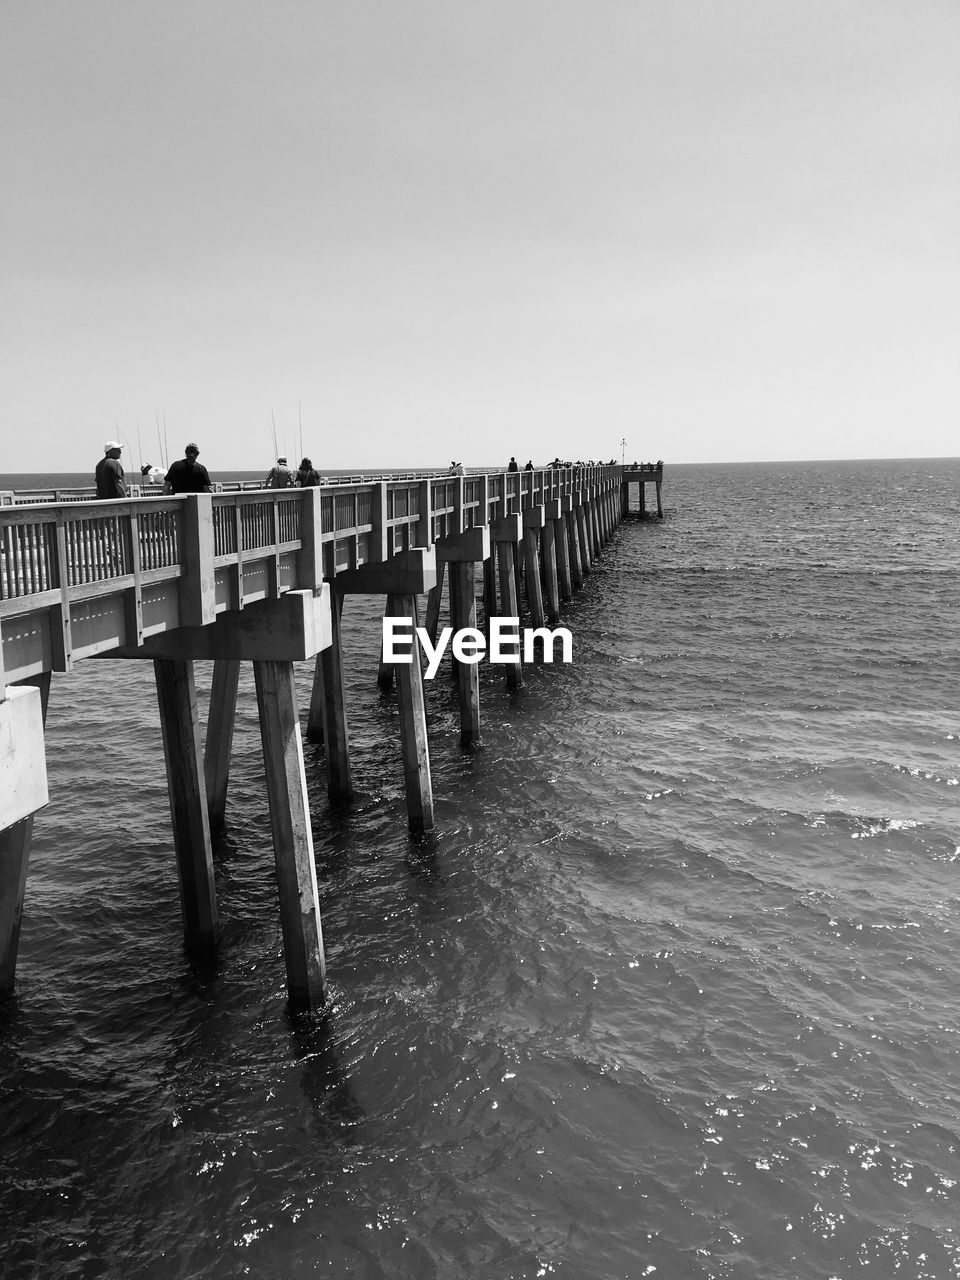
left=0, top=462, right=662, bottom=1011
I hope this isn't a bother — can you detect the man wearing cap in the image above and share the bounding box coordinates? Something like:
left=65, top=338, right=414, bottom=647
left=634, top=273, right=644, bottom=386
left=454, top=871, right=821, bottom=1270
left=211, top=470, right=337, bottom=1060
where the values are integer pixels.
left=163, top=443, right=212, bottom=495
left=264, top=456, right=293, bottom=488
left=95, top=441, right=126, bottom=499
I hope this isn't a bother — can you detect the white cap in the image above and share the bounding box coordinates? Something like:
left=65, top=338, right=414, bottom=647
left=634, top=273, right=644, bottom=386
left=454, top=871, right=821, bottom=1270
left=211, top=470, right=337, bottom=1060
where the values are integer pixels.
left=103, top=440, right=122, bottom=452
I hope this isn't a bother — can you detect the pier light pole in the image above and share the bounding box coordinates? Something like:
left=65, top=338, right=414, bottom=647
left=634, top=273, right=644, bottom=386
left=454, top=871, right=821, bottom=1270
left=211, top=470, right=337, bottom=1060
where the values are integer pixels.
left=620, top=437, right=626, bottom=465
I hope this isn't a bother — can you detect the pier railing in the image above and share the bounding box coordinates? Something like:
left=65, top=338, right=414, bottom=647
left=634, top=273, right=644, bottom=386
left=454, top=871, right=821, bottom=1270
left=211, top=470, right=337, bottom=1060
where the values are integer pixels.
left=0, top=466, right=620, bottom=681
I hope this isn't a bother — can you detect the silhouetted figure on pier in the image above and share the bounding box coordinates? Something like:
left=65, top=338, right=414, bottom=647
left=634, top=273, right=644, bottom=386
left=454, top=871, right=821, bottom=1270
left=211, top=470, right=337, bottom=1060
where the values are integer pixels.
left=95, top=441, right=126, bottom=499
left=524, top=459, right=534, bottom=470
left=265, top=456, right=294, bottom=488
left=296, top=457, right=320, bottom=486
left=164, top=443, right=212, bottom=494
left=507, top=456, right=519, bottom=472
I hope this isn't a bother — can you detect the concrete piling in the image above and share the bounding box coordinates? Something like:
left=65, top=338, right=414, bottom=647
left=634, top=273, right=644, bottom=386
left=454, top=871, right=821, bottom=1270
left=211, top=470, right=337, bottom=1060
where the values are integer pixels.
left=204, top=658, right=240, bottom=834
left=393, top=593, right=434, bottom=833
left=154, top=657, right=220, bottom=954
left=253, top=658, right=326, bottom=1010
left=449, top=559, right=481, bottom=748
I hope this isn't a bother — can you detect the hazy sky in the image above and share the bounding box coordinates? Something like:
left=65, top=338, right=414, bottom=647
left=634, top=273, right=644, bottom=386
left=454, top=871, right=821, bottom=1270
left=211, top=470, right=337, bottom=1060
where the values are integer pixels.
left=2, top=0, right=957, bottom=471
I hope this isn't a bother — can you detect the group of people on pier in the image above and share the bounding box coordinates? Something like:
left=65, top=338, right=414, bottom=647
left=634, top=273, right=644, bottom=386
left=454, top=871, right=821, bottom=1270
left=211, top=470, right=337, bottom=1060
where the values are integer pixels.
left=94, top=440, right=642, bottom=502
left=94, top=440, right=213, bottom=499
left=263, top=456, right=321, bottom=488
left=94, top=441, right=323, bottom=497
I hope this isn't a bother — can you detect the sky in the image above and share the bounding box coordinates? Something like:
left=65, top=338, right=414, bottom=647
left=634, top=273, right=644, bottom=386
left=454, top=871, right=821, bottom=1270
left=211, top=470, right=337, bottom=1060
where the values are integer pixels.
left=1, top=0, right=957, bottom=471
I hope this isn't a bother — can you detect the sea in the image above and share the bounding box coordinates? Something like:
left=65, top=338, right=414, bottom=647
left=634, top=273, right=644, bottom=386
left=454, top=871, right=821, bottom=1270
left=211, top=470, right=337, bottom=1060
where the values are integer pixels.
left=1, top=459, right=959, bottom=1279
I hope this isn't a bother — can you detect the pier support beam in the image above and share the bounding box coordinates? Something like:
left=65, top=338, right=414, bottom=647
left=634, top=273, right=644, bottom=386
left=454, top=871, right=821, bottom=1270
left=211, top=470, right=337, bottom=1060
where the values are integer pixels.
left=575, top=501, right=592, bottom=575
left=0, top=819, right=33, bottom=996
left=154, top=658, right=220, bottom=954
left=0, top=676, right=50, bottom=996
left=522, top=508, right=546, bottom=629
left=591, top=491, right=604, bottom=558
left=449, top=560, right=481, bottom=748
left=599, top=489, right=611, bottom=544
left=424, top=560, right=445, bottom=646
left=548, top=498, right=573, bottom=602
left=330, top=548, right=438, bottom=792
left=482, top=556, right=498, bottom=635
left=203, top=659, right=240, bottom=835
left=540, top=519, right=561, bottom=625
left=436, top=530, right=487, bottom=746
left=317, top=594, right=352, bottom=803
left=566, top=505, right=584, bottom=590
left=393, top=595, right=434, bottom=833
left=305, top=652, right=325, bottom=745
left=377, top=593, right=401, bottom=691
left=491, top=515, right=523, bottom=691
left=253, top=659, right=326, bottom=1010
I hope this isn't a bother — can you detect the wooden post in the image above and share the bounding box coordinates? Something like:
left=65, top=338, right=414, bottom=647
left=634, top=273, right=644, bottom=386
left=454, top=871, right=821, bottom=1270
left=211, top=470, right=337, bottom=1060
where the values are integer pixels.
left=394, top=594, right=434, bottom=832
left=319, top=593, right=352, bottom=802
left=554, top=510, right=572, bottom=601
left=589, top=497, right=602, bottom=558
left=449, top=560, right=481, bottom=748
left=154, top=658, right=220, bottom=953
left=306, top=651, right=325, bottom=745
left=540, top=519, right=560, bottom=624
left=576, top=504, right=592, bottom=573
left=567, top=509, right=584, bottom=590
left=522, top=528, right=545, bottom=628
left=253, top=659, right=326, bottom=1010
left=179, top=494, right=217, bottom=627
left=0, top=674, right=51, bottom=994
left=204, top=658, right=240, bottom=835
left=482, top=555, right=498, bottom=635
left=424, top=558, right=445, bottom=646
left=656, top=478, right=663, bottom=517
left=377, top=592, right=401, bottom=691
left=495, top=540, right=523, bottom=690
left=639, top=482, right=647, bottom=516
left=0, top=819, right=33, bottom=995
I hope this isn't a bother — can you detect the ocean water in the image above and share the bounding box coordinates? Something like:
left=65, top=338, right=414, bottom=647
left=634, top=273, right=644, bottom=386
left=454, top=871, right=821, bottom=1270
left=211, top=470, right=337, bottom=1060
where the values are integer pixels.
left=2, top=459, right=959, bottom=1279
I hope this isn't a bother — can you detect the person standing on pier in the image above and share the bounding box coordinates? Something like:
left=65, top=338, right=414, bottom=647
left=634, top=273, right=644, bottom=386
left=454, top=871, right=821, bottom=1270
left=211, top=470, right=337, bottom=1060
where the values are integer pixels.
left=265, top=456, right=294, bottom=488
left=507, top=456, right=519, bottom=472
left=163, top=443, right=212, bottom=494
left=95, top=441, right=126, bottom=498
left=295, top=457, right=320, bottom=486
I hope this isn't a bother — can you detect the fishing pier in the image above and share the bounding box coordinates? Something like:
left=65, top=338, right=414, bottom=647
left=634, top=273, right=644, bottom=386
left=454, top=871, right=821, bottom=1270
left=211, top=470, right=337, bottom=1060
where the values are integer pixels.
left=622, top=461, right=664, bottom=518
left=0, top=463, right=662, bottom=1012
